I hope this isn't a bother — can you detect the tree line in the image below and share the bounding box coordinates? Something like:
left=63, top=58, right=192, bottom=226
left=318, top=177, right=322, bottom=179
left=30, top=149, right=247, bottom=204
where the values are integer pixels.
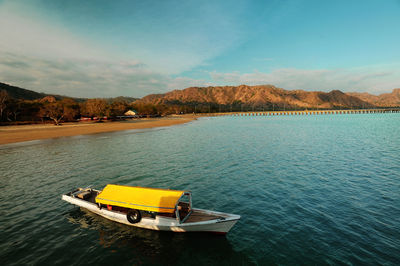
left=2, top=89, right=363, bottom=125
left=0, top=90, right=224, bottom=125
left=0, top=90, right=141, bottom=125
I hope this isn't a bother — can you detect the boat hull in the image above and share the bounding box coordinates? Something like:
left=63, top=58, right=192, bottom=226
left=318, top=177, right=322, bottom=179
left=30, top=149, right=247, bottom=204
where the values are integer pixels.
left=62, top=194, right=240, bottom=234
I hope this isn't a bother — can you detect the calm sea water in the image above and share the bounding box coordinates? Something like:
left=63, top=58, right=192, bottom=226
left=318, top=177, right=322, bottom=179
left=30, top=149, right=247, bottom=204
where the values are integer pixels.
left=1, top=114, right=399, bottom=265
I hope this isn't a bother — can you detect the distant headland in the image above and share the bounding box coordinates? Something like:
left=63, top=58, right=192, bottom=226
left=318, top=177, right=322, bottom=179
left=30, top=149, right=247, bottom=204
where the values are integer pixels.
left=1, top=82, right=399, bottom=145
left=1, top=82, right=399, bottom=124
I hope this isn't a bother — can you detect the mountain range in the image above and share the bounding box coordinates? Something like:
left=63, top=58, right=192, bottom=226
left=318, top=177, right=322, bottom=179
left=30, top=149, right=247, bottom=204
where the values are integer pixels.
left=0, top=82, right=137, bottom=103
left=1, top=82, right=50, bottom=100
left=136, top=85, right=400, bottom=109
left=1, top=82, right=399, bottom=109
left=347, top=90, right=400, bottom=107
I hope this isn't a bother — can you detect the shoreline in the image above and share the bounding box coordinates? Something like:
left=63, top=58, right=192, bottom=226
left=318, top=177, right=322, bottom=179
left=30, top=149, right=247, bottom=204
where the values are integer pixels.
left=0, top=115, right=196, bottom=145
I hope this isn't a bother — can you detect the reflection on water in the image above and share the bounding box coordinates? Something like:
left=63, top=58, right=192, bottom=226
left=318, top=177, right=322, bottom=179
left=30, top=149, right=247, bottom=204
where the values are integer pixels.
left=66, top=208, right=254, bottom=265
left=1, top=114, right=400, bottom=265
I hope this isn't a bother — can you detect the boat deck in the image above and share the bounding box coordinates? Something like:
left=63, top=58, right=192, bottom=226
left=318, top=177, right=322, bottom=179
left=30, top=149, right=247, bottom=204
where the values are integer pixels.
left=69, top=189, right=99, bottom=204
left=87, top=191, right=98, bottom=204
left=69, top=189, right=231, bottom=223
left=184, top=210, right=227, bottom=223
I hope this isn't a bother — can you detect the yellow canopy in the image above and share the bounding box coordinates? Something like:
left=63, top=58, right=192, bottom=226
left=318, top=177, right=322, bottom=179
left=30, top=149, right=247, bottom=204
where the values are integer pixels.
left=95, top=184, right=185, bottom=213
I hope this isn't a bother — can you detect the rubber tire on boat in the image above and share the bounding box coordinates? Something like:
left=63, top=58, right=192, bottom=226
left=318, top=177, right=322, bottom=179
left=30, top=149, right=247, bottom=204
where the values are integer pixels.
left=127, top=210, right=141, bottom=224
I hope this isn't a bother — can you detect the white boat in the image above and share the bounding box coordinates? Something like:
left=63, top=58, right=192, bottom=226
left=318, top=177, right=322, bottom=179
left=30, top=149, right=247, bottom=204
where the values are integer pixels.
left=61, top=184, right=240, bottom=234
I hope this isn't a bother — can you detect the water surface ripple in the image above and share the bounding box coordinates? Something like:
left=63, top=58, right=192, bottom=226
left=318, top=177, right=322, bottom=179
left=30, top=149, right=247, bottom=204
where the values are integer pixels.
left=1, top=114, right=400, bottom=265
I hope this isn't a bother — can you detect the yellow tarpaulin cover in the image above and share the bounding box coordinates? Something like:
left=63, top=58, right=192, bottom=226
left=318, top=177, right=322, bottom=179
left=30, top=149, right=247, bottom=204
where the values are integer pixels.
left=95, top=184, right=185, bottom=213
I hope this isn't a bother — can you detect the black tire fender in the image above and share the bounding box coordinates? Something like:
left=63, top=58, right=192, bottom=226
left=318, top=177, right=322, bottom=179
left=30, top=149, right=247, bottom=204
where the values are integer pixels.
left=127, top=209, right=141, bottom=224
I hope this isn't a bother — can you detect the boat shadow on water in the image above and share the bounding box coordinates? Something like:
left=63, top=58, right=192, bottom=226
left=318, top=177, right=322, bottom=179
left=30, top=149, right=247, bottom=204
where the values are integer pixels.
left=65, top=208, right=254, bottom=265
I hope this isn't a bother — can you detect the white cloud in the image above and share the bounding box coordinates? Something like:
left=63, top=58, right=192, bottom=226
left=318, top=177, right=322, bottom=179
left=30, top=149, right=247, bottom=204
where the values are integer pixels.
left=0, top=4, right=197, bottom=97
left=0, top=0, right=244, bottom=74
left=0, top=1, right=241, bottom=97
left=0, top=5, right=104, bottom=61
left=166, top=76, right=212, bottom=91
left=0, top=52, right=212, bottom=97
left=2, top=49, right=399, bottom=98
left=1, top=1, right=398, bottom=98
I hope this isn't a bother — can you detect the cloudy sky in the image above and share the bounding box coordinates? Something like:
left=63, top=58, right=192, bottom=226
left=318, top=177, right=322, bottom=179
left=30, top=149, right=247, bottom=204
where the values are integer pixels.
left=0, top=0, right=399, bottom=98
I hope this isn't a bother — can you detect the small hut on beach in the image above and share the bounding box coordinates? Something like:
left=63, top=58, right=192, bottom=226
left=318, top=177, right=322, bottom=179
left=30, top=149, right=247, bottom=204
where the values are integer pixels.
left=124, top=110, right=137, bottom=116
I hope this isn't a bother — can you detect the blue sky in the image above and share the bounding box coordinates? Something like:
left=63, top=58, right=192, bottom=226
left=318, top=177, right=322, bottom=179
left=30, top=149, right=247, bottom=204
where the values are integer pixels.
left=0, top=0, right=399, bottom=97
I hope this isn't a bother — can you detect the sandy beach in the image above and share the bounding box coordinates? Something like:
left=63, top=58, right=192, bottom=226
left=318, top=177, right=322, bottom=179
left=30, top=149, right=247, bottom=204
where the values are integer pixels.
left=0, top=115, right=196, bottom=145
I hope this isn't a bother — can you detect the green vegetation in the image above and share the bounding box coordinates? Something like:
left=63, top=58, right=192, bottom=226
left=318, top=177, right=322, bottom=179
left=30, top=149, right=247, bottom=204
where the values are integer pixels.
left=0, top=89, right=198, bottom=125
left=0, top=90, right=135, bottom=125
left=2, top=82, right=399, bottom=125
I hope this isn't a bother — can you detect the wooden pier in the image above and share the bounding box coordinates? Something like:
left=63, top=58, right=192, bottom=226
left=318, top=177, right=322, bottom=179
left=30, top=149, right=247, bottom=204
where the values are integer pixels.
left=195, top=109, right=400, bottom=117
